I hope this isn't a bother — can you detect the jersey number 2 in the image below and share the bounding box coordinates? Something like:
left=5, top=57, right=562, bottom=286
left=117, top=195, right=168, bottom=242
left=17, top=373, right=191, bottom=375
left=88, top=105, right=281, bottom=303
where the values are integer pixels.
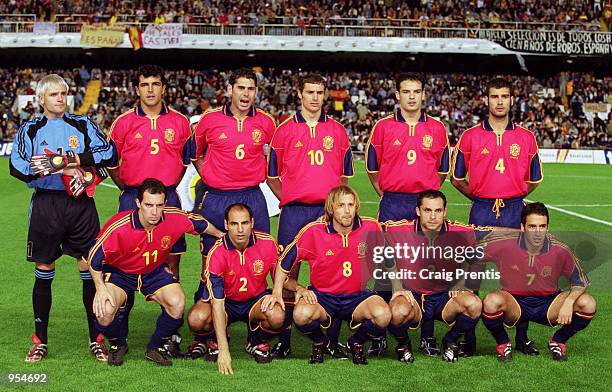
left=239, top=277, right=248, bottom=292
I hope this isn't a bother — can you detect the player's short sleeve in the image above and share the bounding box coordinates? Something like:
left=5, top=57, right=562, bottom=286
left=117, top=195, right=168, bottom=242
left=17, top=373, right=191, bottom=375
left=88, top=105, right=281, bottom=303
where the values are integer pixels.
left=259, top=111, right=277, bottom=144
left=186, top=213, right=210, bottom=235
left=366, top=120, right=383, bottom=173
left=452, top=131, right=471, bottom=180
left=267, top=127, right=285, bottom=178
left=437, top=125, right=451, bottom=174
left=206, top=244, right=226, bottom=299
left=526, top=133, right=543, bottom=183
left=339, top=125, right=354, bottom=177
left=560, top=246, right=589, bottom=288
left=193, top=115, right=209, bottom=160
left=278, top=225, right=317, bottom=272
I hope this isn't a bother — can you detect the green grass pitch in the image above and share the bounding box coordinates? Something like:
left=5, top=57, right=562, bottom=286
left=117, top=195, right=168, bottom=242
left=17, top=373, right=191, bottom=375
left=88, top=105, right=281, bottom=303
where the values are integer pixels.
left=0, top=158, right=610, bottom=391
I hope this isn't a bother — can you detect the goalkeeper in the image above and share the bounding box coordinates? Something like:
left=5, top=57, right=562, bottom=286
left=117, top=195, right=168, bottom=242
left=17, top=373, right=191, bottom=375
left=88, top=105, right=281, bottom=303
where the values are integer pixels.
left=9, top=73, right=117, bottom=363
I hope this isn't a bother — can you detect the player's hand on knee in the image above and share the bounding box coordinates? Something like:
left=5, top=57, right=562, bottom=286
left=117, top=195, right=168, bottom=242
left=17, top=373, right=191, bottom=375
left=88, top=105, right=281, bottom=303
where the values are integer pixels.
left=296, top=287, right=317, bottom=305
left=217, top=350, right=233, bottom=375
left=392, top=289, right=416, bottom=305
left=557, top=301, right=574, bottom=325
left=94, top=288, right=116, bottom=318
left=30, top=149, right=79, bottom=176
left=261, top=294, right=285, bottom=312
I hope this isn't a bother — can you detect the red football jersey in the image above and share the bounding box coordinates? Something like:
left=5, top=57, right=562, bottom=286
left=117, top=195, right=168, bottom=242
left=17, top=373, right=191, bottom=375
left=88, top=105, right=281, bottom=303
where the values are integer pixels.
left=267, top=111, right=354, bottom=206
left=481, top=232, right=589, bottom=296
left=205, top=231, right=278, bottom=302
left=366, top=111, right=450, bottom=193
left=86, top=207, right=210, bottom=275
left=109, top=103, right=192, bottom=187
left=279, top=217, right=381, bottom=294
left=451, top=119, right=543, bottom=198
left=194, top=104, right=276, bottom=190
left=385, top=219, right=479, bottom=293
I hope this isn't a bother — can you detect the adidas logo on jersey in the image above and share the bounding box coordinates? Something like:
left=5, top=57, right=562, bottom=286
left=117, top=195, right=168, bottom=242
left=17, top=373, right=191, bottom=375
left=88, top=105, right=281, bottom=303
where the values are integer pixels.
left=295, top=140, right=303, bottom=148
left=481, top=147, right=490, bottom=154
left=219, top=132, right=228, bottom=139
left=40, top=140, right=48, bottom=146
left=135, top=133, right=143, bottom=139
left=132, top=247, right=140, bottom=253
left=393, top=139, right=401, bottom=146
left=325, top=249, right=334, bottom=256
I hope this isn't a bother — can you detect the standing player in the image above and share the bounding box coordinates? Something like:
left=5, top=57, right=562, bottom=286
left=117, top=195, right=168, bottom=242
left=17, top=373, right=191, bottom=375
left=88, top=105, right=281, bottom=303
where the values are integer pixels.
left=107, top=65, right=192, bottom=355
left=384, top=190, right=483, bottom=363
left=186, top=204, right=285, bottom=374
left=365, top=72, right=450, bottom=355
left=267, top=73, right=354, bottom=358
left=9, top=73, right=116, bottom=362
left=480, top=203, right=595, bottom=362
left=108, top=64, right=192, bottom=278
left=86, top=179, right=223, bottom=366
left=366, top=72, right=450, bottom=221
left=188, top=68, right=276, bottom=357
left=273, top=186, right=390, bottom=365
left=451, top=77, right=543, bottom=353
left=193, top=68, right=276, bottom=256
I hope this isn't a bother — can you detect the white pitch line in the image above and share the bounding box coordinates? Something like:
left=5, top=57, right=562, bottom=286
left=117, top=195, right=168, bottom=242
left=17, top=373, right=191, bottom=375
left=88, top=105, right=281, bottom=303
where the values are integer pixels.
left=525, top=199, right=612, bottom=227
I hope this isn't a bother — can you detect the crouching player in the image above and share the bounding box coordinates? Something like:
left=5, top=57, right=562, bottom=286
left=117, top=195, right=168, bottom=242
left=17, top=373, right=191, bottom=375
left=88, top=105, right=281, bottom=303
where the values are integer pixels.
left=85, top=179, right=223, bottom=366
left=273, top=185, right=391, bottom=365
left=187, top=203, right=285, bottom=374
left=384, top=190, right=483, bottom=363
left=480, top=202, right=596, bottom=362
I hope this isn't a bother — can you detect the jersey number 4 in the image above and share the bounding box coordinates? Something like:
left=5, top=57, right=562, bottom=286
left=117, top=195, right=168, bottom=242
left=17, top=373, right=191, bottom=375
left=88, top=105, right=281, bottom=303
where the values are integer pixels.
left=495, top=158, right=505, bottom=174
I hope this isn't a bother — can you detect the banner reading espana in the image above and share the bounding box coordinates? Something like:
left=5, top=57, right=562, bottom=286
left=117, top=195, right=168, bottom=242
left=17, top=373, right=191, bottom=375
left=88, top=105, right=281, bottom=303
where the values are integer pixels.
left=142, top=23, right=182, bottom=49
left=478, top=29, right=612, bottom=55
left=80, top=24, right=125, bottom=48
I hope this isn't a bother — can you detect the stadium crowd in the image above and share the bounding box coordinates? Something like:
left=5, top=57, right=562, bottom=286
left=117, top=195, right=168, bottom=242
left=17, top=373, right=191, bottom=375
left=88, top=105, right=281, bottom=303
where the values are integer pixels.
left=0, top=0, right=608, bottom=30
left=0, top=67, right=609, bottom=149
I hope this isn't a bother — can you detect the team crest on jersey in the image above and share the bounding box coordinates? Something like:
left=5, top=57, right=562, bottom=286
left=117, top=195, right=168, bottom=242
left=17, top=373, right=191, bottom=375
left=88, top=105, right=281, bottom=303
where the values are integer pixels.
left=253, top=259, right=264, bottom=275
left=68, top=135, right=80, bottom=149
left=164, top=129, right=175, bottom=143
left=160, top=235, right=172, bottom=249
left=322, top=136, right=334, bottom=150
left=357, top=242, right=368, bottom=258
left=541, top=266, right=552, bottom=278
left=510, top=144, right=520, bottom=158
left=252, top=129, right=263, bottom=144
left=422, top=135, right=433, bottom=149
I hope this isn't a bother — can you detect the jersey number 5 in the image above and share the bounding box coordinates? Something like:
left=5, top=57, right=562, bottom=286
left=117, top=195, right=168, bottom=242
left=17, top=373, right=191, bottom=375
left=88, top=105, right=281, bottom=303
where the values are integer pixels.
left=150, top=139, right=160, bottom=155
